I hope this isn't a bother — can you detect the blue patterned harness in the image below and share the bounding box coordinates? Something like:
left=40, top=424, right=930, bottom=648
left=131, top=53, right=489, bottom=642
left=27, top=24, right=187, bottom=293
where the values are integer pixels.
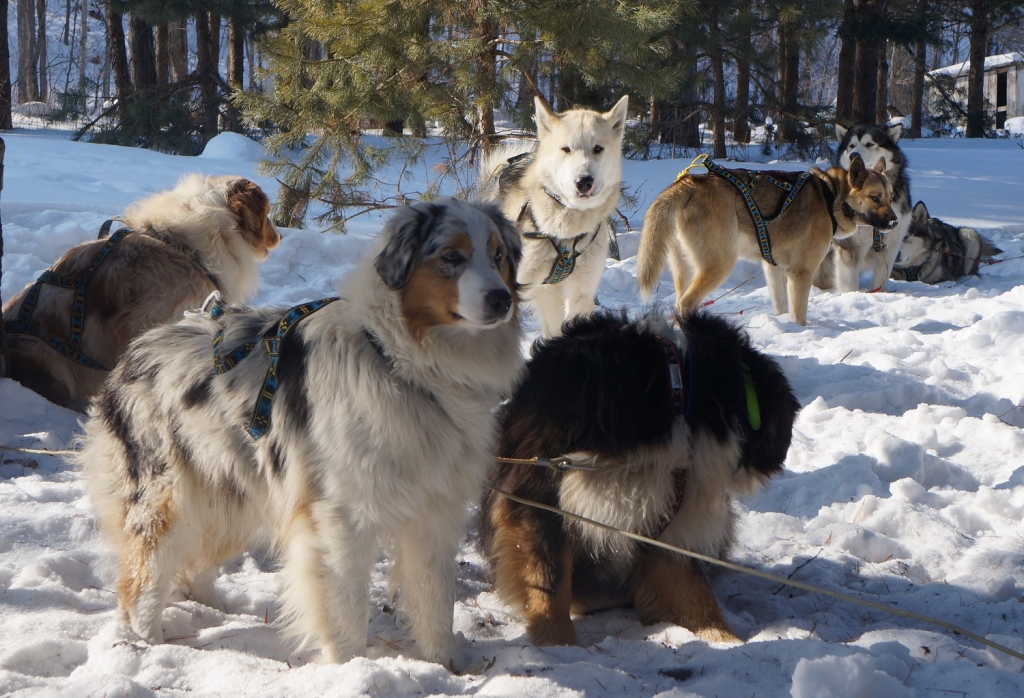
left=4, top=220, right=133, bottom=371
left=676, top=154, right=813, bottom=266
left=206, top=295, right=338, bottom=440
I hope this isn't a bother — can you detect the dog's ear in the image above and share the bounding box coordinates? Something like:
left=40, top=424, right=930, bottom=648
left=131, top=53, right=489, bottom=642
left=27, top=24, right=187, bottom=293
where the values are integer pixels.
left=738, top=347, right=799, bottom=480
left=848, top=153, right=867, bottom=187
left=534, top=96, right=559, bottom=140
left=375, top=201, right=445, bottom=290
left=226, top=178, right=278, bottom=251
left=481, top=202, right=522, bottom=282
left=886, top=122, right=903, bottom=143
left=834, top=123, right=847, bottom=141
left=873, top=156, right=887, bottom=173
left=604, top=95, right=629, bottom=138
left=912, top=201, right=929, bottom=223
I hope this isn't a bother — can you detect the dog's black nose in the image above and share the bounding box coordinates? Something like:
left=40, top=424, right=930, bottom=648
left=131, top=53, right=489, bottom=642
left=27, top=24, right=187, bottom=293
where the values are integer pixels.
left=485, top=288, right=513, bottom=316
left=575, top=175, right=594, bottom=195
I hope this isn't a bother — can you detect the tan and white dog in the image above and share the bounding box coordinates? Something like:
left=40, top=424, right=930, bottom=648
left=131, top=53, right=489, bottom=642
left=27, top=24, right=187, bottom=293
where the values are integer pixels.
left=2, top=174, right=279, bottom=409
left=481, top=96, right=628, bottom=336
left=637, top=156, right=897, bottom=326
left=78, top=198, right=524, bottom=670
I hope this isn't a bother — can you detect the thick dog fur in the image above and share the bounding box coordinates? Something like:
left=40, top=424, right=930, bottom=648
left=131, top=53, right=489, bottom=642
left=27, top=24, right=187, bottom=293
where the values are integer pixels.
left=636, top=157, right=897, bottom=325
left=481, top=310, right=799, bottom=645
left=891, top=201, right=1003, bottom=283
left=480, top=96, right=628, bottom=337
left=2, top=174, right=280, bottom=410
left=815, top=123, right=913, bottom=292
left=78, top=198, right=525, bottom=669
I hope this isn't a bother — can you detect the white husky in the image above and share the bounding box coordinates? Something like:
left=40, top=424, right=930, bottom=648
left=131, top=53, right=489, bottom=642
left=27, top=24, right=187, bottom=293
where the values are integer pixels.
left=481, top=96, right=628, bottom=336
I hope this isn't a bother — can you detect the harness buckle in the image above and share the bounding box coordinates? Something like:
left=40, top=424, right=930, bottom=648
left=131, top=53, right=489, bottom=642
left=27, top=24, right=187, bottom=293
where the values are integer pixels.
left=536, top=456, right=595, bottom=472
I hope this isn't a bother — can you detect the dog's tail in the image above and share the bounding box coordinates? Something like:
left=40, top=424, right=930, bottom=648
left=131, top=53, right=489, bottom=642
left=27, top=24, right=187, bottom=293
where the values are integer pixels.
left=978, top=235, right=1003, bottom=259
left=636, top=183, right=687, bottom=300
left=477, top=140, right=536, bottom=200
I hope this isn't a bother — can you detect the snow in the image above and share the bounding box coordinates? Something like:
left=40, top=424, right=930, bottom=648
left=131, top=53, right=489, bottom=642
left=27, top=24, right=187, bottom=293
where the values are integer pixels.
left=2, top=129, right=1024, bottom=696
left=929, top=52, right=1024, bottom=78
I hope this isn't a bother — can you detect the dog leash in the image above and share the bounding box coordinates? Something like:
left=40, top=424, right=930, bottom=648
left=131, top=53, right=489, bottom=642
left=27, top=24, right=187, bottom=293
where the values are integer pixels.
left=487, top=483, right=1024, bottom=662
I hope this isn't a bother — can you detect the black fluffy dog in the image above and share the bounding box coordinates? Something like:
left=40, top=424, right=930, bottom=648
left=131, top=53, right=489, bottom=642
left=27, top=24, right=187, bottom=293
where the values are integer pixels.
left=481, top=310, right=799, bottom=645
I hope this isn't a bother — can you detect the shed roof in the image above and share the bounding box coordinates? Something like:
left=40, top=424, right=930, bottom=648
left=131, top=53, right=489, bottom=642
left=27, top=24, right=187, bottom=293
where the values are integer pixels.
left=930, top=52, right=1024, bottom=78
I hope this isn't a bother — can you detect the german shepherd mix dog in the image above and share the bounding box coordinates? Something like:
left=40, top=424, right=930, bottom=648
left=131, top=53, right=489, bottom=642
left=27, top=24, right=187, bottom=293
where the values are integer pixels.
left=816, top=123, right=913, bottom=292
left=79, top=199, right=524, bottom=670
left=480, top=96, right=628, bottom=337
left=481, top=310, right=799, bottom=645
left=637, top=156, right=897, bottom=326
left=891, top=201, right=1003, bottom=284
left=3, top=175, right=280, bottom=410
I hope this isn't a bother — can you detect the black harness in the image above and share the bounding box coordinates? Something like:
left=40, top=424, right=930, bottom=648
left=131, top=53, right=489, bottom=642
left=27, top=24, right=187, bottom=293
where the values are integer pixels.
left=4, top=220, right=221, bottom=372
left=206, top=295, right=338, bottom=440
left=646, top=334, right=693, bottom=540
left=701, top=157, right=812, bottom=266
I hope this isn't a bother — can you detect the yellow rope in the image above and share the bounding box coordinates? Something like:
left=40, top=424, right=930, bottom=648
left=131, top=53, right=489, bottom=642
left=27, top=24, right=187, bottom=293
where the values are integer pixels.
left=675, top=153, right=711, bottom=181
left=0, top=445, right=78, bottom=457
left=488, top=484, right=1024, bottom=662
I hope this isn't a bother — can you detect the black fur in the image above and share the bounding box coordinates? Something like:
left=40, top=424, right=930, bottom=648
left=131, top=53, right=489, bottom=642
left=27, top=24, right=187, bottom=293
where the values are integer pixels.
left=182, top=376, right=212, bottom=408
left=835, top=123, right=911, bottom=205
left=374, top=202, right=445, bottom=290
left=480, top=309, right=799, bottom=560
left=478, top=200, right=524, bottom=281
left=100, top=387, right=141, bottom=482
left=274, top=325, right=312, bottom=435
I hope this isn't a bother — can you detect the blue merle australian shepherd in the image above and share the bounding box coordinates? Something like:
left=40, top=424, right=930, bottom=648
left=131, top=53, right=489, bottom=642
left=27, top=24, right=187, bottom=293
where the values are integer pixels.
left=481, top=310, right=799, bottom=645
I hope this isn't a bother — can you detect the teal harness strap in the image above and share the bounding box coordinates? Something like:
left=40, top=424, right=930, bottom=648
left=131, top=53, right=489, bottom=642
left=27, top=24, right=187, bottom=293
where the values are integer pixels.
left=4, top=222, right=132, bottom=371
left=523, top=228, right=599, bottom=285
left=207, top=296, right=339, bottom=440
left=702, top=159, right=812, bottom=267
left=872, top=228, right=887, bottom=253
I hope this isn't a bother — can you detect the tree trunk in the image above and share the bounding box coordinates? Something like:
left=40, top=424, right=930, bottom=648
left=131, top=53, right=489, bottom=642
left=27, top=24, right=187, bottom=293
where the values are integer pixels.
left=966, top=0, right=989, bottom=137
left=709, top=0, right=726, bottom=158
left=0, top=138, right=6, bottom=378
left=128, top=15, right=157, bottom=92
left=195, top=10, right=220, bottom=141
left=852, top=0, right=879, bottom=124
left=733, top=15, right=751, bottom=144
left=17, top=0, right=40, bottom=102
left=910, top=0, right=928, bottom=137
left=77, top=0, right=88, bottom=112
left=0, top=1, right=14, bottom=128
left=168, top=20, right=189, bottom=83
left=106, top=3, right=131, bottom=119
left=36, top=0, right=48, bottom=102
left=778, top=22, right=801, bottom=143
left=875, top=38, right=889, bottom=124
left=474, top=16, right=498, bottom=144
left=836, top=0, right=857, bottom=124
left=154, top=23, right=169, bottom=86
left=228, top=16, right=244, bottom=89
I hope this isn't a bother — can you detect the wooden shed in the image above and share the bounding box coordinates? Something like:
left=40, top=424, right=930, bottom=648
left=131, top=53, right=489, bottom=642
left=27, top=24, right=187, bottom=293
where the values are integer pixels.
left=929, top=52, right=1024, bottom=129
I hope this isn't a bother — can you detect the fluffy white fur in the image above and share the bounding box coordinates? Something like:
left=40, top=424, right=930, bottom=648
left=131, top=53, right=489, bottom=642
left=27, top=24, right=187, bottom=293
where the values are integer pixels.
left=833, top=123, right=912, bottom=292
left=481, top=96, right=628, bottom=336
left=78, top=198, right=524, bottom=670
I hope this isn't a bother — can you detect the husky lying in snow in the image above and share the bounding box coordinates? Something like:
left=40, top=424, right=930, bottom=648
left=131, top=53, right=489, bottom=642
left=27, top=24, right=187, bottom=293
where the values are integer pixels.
left=891, top=201, right=1002, bottom=283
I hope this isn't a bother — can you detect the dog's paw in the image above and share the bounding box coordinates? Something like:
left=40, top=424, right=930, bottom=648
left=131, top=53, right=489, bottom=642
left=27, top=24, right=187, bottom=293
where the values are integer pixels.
left=527, top=617, right=578, bottom=647
left=697, top=626, right=742, bottom=645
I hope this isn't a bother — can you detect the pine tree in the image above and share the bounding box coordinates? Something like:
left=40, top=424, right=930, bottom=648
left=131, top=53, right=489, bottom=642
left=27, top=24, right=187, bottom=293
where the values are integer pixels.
left=237, top=0, right=679, bottom=230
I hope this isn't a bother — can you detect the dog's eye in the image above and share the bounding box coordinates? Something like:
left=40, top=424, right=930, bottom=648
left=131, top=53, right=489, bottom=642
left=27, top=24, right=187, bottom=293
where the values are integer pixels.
left=871, top=195, right=881, bottom=203
left=441, top=251, right=465, bottom=265
left=593, top=145, right=604, bottom=154
left=494, top=248, right=504, bottom=266
left=561, top=146, right=571, bottom=154
left=865, top=142, right=875, bottom=148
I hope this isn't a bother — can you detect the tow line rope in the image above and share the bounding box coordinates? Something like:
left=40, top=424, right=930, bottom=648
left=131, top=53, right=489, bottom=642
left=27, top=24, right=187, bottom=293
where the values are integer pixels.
left=488, top=473, right=1024, bottom=662
left=4, top=447, right=1020, bottom=661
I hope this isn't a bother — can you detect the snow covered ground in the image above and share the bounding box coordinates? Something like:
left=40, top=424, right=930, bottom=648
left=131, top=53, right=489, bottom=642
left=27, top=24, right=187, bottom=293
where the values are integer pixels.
left=1, top=128, right=1023, bottom=697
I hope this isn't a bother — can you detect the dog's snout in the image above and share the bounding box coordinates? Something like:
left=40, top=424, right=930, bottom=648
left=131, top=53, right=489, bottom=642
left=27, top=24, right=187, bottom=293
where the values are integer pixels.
left=575, top=175, right=595, bottom=195
left=885, top=215, right=899, bottom=229
left=485, top=288, right=513, bottom=317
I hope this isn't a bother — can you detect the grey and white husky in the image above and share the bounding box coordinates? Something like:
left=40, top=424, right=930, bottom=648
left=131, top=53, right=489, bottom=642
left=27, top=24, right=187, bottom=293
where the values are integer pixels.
left=480, top=96, right=628, bottom=336
left=815, top=122, right=913, bottom=292
left=891, top=201, right=1002, bottom=283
